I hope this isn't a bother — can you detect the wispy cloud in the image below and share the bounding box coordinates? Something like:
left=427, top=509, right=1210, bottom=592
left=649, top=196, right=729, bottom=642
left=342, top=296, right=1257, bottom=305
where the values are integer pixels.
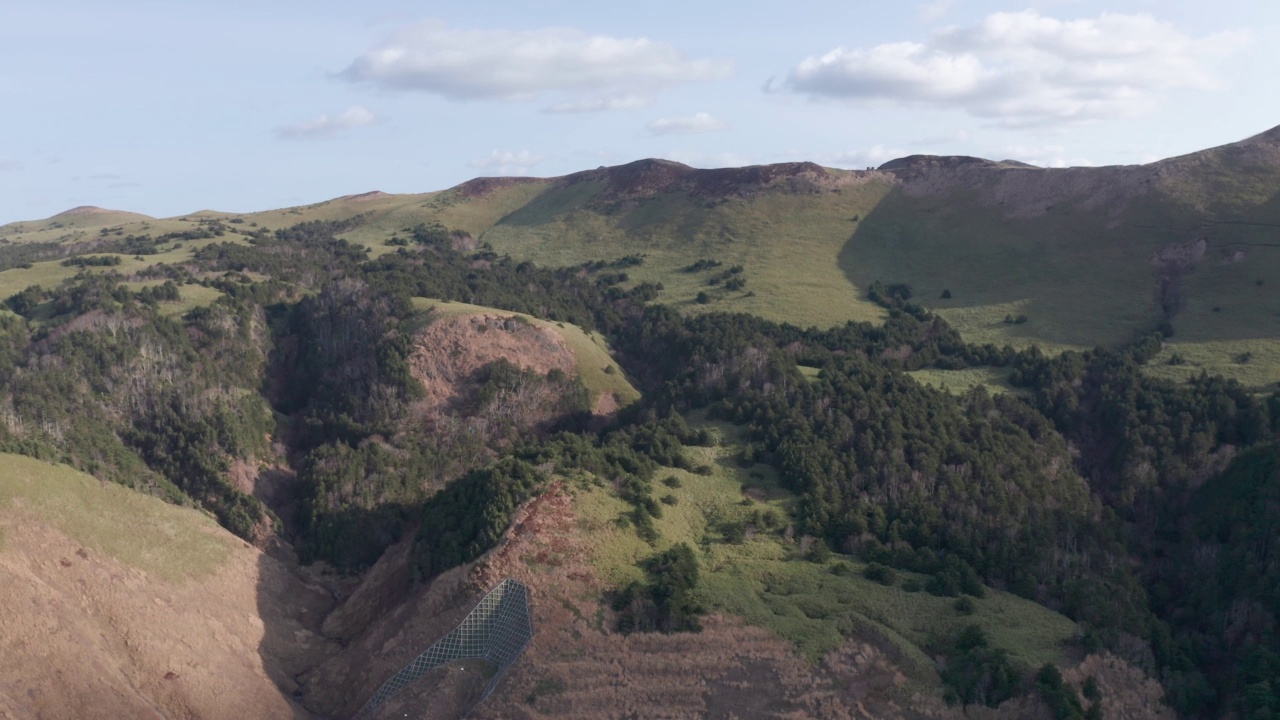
left=0, top=160, right=22, bottom=172
left=340, top=22, right=731, bottom=110
left=469, top=149, right=545, bottom=176
left=277, top=105, right=380, bottom=139
left=646, top=112, right=728, bottom=136
left=544, top=95, right=649, bottom=114
left=785, top=11, right=1248, bottom=127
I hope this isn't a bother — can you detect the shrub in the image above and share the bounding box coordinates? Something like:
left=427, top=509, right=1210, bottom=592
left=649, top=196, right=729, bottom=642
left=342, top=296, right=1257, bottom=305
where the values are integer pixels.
left=662, top=475, right=682, bottom=488
left=954, top=596, right=977, bottom=615
left=696, top=291, right=710, bottom=304
left=808, top=539, right=832, bottom=563
left=941, top=288, right=953, bottom=299
left=940, top=626, right=1021, bottom=708
left=660, top=494, right=678, bottom=506
left=863, top=562, right=897, bottom=586
left=613, top=543, right=704, bottom=634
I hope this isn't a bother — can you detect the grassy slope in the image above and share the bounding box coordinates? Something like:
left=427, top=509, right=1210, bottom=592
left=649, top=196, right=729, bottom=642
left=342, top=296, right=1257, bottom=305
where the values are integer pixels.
left=7, top=131, right=1279, bottom=386
left=481, top=179, right=892, bottom=328
left=572, top=415, right=1076, bottom=685
left=0, top=453, right=233, bottom=582
left=0, top=210, right=250, bottom=316
left=411, top=297, right=641, bottom=407
left=907, top=366, right=1023, bottom=397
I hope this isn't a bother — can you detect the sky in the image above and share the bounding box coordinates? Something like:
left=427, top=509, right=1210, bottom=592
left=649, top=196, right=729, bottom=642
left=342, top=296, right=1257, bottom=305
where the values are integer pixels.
left=2, top=0, right=1278, bottom=223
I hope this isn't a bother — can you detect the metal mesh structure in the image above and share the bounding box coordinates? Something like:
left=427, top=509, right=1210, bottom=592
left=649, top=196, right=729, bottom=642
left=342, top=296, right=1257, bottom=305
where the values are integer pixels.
left=354, top=579, right=533, bottom=719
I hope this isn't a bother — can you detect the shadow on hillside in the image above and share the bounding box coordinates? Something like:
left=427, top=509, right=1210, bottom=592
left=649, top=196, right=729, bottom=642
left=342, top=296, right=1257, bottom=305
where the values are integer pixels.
left=253, top=549, right=337, bottom=719
left=839, top=190, right=1161, bottom=348
left=840, top=185, right=1280, bottom=348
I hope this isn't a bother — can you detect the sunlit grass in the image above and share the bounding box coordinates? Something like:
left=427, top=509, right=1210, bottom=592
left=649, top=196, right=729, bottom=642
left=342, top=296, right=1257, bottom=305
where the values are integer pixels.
left=0, top=453, right=234, bottom=582
left=571, top=413, right=1076, bottom=682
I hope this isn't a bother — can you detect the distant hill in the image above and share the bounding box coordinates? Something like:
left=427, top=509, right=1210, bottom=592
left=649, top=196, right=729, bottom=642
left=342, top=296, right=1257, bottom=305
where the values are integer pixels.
left=4, top=124, right=1280, bottom=385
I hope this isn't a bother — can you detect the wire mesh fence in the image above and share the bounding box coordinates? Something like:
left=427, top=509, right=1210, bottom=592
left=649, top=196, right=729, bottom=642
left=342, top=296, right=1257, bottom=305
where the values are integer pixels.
left=353, top=578, right=533, bottom=719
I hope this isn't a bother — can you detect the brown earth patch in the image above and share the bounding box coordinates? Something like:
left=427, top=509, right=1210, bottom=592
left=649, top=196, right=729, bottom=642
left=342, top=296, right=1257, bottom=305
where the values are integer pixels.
left=407, top=313, right=576, bottom=414
left=0, top=506, right=336, bottom=720
left=591, top=391, right=620, bottom=416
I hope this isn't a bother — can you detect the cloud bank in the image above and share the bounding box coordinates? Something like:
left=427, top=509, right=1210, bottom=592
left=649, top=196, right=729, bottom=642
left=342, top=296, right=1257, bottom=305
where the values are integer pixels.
left=785, top=11, right=1247, bottom=126
left=341, top=23, right=730, bottom=110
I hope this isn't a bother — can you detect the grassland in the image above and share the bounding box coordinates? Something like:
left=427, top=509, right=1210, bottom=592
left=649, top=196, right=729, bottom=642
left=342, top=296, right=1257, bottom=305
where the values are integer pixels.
left=0, top=453, right=234, bottom=582
left=411, top=297, right=641, bottom=407
left=907, top=366, right=1023, bottom=396
left=480, top=179, right=892, bottom=328
left=7, top=145, right=1280, bottom=389
left=570, top=414, right=1077, bottom=683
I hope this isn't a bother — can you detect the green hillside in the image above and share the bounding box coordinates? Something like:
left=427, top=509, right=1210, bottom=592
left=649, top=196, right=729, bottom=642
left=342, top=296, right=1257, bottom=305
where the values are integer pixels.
left=576, top=414, right=1077, bottom=679
left=7, top=127, right=1279, bottom=386
left=0, top=453, right=233, bottom=582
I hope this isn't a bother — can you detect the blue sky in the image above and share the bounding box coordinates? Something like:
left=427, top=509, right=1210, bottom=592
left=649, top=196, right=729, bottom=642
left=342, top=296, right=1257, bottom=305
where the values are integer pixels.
left=2, top=0, right=1278, bottom=223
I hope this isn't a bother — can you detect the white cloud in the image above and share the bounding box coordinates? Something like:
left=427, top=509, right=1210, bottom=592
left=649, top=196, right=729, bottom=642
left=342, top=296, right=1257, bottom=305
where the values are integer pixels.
left=821, top=145, right=907, bottom=168
left=469, top=149, right=545, bottom=176
left=278, top=105, right=380, bottom=139
left=544, top=95, right=650, bottom=114
left=0, top=160, right=22, bottom=172
left=785, top=11, right=1248, bottom=127
left=918, top=0, right=955, bottom=22
left=341, top=22, right=731, bottom=106
left=646, top=112, right=728, bottom=136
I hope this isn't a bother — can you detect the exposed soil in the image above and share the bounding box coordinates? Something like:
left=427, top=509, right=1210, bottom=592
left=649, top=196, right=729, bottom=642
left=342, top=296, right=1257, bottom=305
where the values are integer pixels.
left=407, top=313, right=576, bottom=415
left=0, top=506, right=336, bottom=720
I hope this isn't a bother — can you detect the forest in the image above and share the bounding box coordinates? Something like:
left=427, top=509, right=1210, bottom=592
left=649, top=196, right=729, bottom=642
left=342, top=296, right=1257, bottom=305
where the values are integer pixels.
left=2, top=217, right=1278, bottom=718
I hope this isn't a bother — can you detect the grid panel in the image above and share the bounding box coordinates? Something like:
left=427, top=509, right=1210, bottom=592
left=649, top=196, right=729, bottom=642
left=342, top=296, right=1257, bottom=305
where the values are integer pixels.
left=354, top=579, right=533, bottom=718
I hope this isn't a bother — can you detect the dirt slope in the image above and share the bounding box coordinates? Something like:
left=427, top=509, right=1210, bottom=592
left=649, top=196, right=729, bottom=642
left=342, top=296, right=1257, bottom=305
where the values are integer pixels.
left=0, top=455, right=336, bottom=720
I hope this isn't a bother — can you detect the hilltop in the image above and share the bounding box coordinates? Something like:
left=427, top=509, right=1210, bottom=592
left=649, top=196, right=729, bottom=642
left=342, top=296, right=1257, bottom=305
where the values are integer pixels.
left=8, top=126, right=1279, bottom=383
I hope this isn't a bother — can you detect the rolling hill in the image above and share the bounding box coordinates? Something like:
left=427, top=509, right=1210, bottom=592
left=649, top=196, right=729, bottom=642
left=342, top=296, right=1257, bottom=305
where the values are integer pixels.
left=1, top=125, right=1279, bottom=718
left=7, top=125, right=1278, bottom=385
